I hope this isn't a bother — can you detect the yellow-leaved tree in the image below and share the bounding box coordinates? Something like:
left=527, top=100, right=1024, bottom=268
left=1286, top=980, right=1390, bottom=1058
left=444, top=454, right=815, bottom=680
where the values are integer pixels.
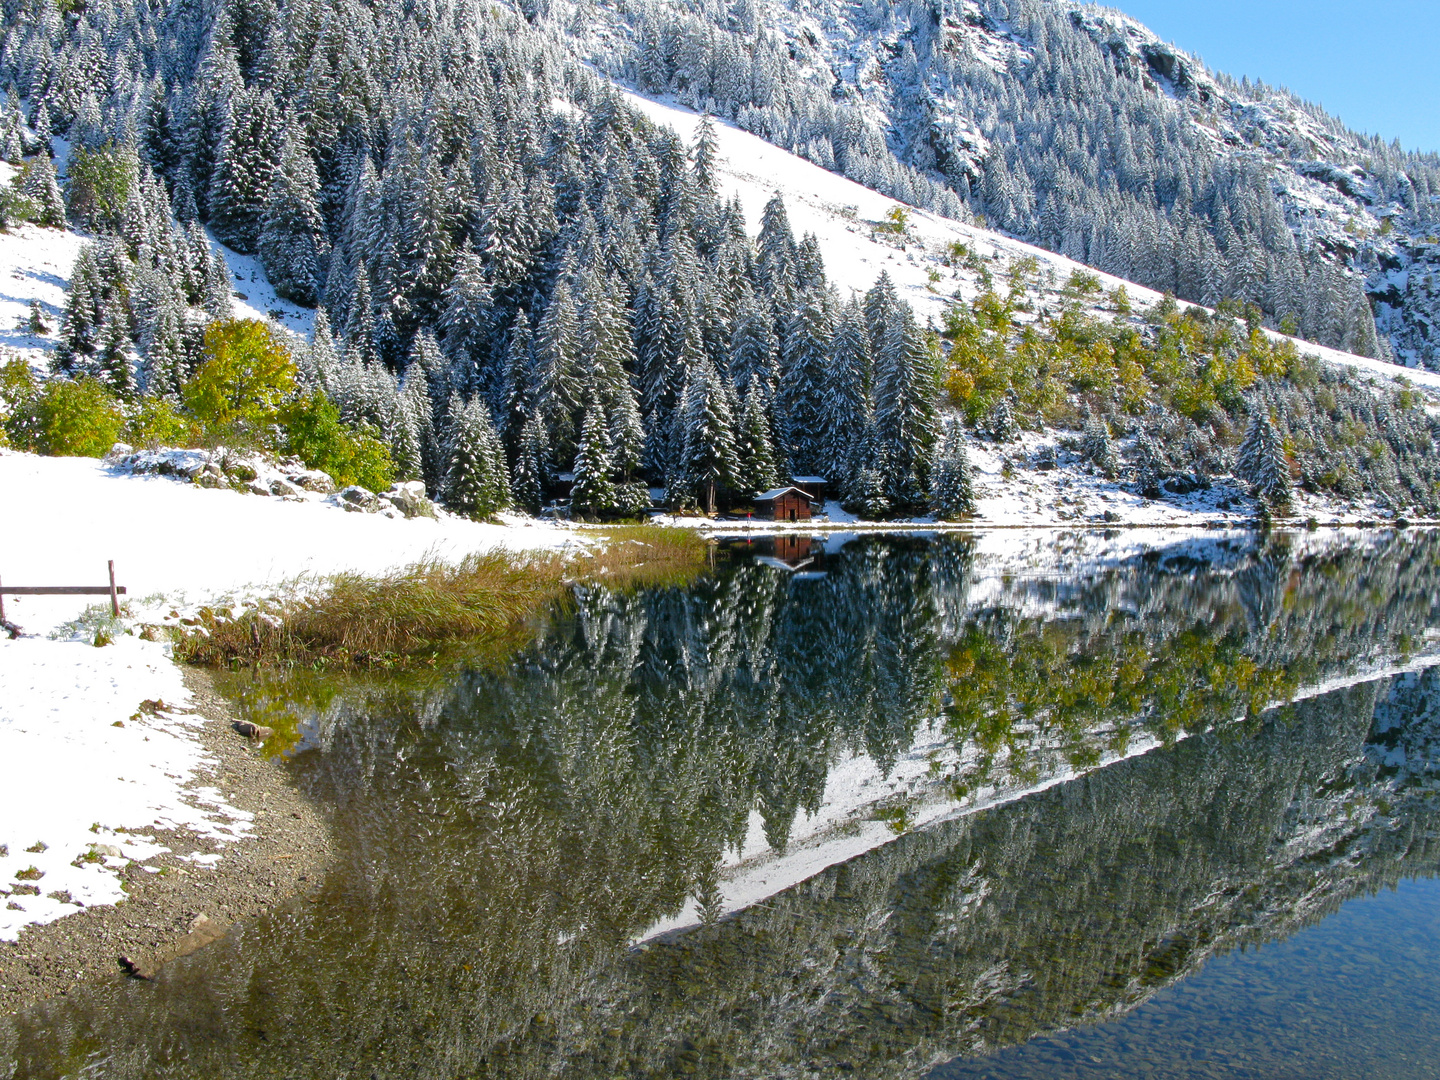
left=183, top=319, right=296, bottom=446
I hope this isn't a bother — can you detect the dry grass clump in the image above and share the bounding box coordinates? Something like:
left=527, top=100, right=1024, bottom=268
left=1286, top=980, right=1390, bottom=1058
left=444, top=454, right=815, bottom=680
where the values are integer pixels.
left=178, top=526, right=709, bottom=669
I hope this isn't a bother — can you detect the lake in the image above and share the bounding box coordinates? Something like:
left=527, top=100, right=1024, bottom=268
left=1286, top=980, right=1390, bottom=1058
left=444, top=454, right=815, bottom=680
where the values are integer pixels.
left=6, top=527, right=1440, bottom=1079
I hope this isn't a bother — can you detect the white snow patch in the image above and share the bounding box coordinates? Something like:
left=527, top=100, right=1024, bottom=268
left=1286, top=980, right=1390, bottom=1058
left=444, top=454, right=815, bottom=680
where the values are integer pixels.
left=0, top=634, right=247, bottom=941
left=0, top=450, right=584, bottom=636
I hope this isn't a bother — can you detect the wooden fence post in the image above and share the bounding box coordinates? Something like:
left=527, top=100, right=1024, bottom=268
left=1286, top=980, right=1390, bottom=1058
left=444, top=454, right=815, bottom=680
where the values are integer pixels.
left=108, top=560, right=119, bottom=617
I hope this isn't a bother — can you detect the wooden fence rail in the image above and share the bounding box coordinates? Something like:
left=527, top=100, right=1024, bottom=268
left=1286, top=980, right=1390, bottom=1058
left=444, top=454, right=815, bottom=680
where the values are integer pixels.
left=0, top=560, right=127, bottom=624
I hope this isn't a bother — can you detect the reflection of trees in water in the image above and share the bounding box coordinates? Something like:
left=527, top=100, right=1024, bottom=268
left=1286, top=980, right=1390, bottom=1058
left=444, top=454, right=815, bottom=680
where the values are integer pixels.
left=8, top=532, right=1440, bottom=1078
left=554, top=676, right=1440, bottom=1079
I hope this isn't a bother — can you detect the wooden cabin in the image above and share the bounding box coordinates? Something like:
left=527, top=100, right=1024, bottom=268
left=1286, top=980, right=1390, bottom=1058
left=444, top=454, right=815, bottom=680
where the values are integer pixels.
left=550, top=472, right=577, bottom=498
left=790, top=476, right=828, bottom=503
left=755, top=486, right=813, bottom=522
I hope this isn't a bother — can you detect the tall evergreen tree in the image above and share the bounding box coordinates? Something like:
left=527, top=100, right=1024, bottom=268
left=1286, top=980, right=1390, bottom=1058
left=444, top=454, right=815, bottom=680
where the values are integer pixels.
left=679, top=354, right=739, bottom=513
left=734, top=381, right=779, bottom=496
left=931, top=424, right=976, bottom=520
left=570, top=396, right=617, bottom=516
left=1237, top=399, right=1293, bottom=510
left=443, top=396, right=511, bottom=519
left=209, top=89, right=282, bottom=253
left=511, top=408, right=549, bottom=513
left=872, top=304, right=939, bottom=508
left=259, top=129, right=328, bottom=305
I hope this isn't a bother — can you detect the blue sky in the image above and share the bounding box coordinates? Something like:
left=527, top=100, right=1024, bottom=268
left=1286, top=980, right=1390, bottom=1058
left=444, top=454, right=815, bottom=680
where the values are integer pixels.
left=1113, top=1, right=1440, bottom=155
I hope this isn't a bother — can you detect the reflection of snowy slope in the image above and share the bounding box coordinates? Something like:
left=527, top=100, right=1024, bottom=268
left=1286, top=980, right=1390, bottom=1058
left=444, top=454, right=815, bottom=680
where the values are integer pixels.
left=638, top=713, right=1164, bottom=942
left=639, top=614, right=1440, bottom=944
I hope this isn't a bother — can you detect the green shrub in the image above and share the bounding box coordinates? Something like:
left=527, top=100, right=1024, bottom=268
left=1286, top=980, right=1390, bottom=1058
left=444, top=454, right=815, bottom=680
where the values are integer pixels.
left=0, top=184, right=38, bottom=230
left=64, top=145, right=136, bottom=230
left=4, top=374, right=124, bottom=456
left=282, top=390, right=395, bottom=491
left=125, top=395, right=196, bottom=448
left=182, top=318, right=296, bottom=445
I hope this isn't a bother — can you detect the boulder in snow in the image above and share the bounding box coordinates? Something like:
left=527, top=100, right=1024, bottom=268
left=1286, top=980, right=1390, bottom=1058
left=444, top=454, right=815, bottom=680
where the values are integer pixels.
left=121, top=448, right=213, bottom=480
left=220, top=455, right=260, bottom=483
left=269, top=478, right=301, bottom=498
left=337, top=485, right=380, bottom=512
left=286, top=469, right=336, bottom=494
left=380, top=480, right=437, bottom=519
left=195, top=463, right=225, bottom=488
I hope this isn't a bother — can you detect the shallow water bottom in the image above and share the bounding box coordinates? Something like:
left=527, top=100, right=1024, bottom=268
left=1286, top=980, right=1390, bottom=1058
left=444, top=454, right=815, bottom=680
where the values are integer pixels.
left=935, top=877, right=1440, bottom=1079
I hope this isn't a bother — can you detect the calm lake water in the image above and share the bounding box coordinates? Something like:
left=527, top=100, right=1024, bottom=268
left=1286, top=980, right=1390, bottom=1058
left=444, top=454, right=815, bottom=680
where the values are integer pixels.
left=6, top=528, right=1440, bottom=1079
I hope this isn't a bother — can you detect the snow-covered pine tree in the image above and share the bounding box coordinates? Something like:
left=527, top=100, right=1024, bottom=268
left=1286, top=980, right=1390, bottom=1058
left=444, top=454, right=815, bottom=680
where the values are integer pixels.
left=850, top=460, right=890, bottom=520
left=1082, top=413, right=1117, bottom=477
left=534, top=279, right=583, bottom=459
left=92, top=308, right=137, bottom=398
left=20, top=154, right=65, bottom=228
left=1134, top=429, right=1163, bottom=499
left=872, top=303, right=939, bottom=508
left=755, top=193, right=797, bottom=314
left=1236, top=400, right=1293, bottom=509
left=54, top=247, right=100, bottom=373
left=443, top=396, right=511, bottom=519
left=499, top=312, right=537, bottom=448
left=776, top=288, right=832, bottom=474
left=728, top=292, right=780, bottom=394
left=138, top=286, right=187, bottom=397
left=399, top=364, right=440, bottom=494
left=203, top=247, right=234, bottom=320
left=983, top=395, right=1019, bottom=442
left=511, top=408, right=548, bottom=513
left=385, top=398, right=424, bottom=482
left=930, top=424, right=976, bottom=520
left=693, top=114, right=719, bottom=195
left=259, top=129, right=328, bottom=305
left=677, top=353, right=739, bottom=513
left=822, top=300, right=871, bottom=483
left=734, top=381, right=779, bottom=496
left=439, top=247, right=495, bottom=403
left=570, top=396, right=617, bottom=516
left=208, top=89, right=282, bottom=253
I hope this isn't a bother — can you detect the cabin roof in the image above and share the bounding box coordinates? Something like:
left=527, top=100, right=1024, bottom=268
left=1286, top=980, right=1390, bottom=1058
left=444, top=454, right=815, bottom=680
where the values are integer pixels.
left=755, top=486, right=808, bottom=501
left=790, top=475, right=828, bottom=484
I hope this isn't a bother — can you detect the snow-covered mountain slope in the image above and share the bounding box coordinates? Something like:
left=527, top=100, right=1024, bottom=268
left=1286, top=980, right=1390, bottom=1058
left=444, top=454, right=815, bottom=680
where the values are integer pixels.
left=541, top=0, right=1440, bottom=370
left=625, top=88, right=1440, bottom=403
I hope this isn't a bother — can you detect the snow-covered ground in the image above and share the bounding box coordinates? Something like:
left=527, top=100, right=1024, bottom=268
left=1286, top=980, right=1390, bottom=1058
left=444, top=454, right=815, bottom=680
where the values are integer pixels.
left=0, top=449, right=583, bottom=940
left=0, top=634, right=247, bottom=941
left=0, top=451, right=581, bottom=637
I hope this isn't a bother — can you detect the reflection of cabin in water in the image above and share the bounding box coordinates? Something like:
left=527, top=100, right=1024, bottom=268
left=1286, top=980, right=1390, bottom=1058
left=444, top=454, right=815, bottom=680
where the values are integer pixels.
left=755, top=486, right=814, bottom=522
left=790, top=476, right=828, bottom=503
left=752, top=534, right=824, bottom=574
left=773, top=534, right=814, bottom=565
